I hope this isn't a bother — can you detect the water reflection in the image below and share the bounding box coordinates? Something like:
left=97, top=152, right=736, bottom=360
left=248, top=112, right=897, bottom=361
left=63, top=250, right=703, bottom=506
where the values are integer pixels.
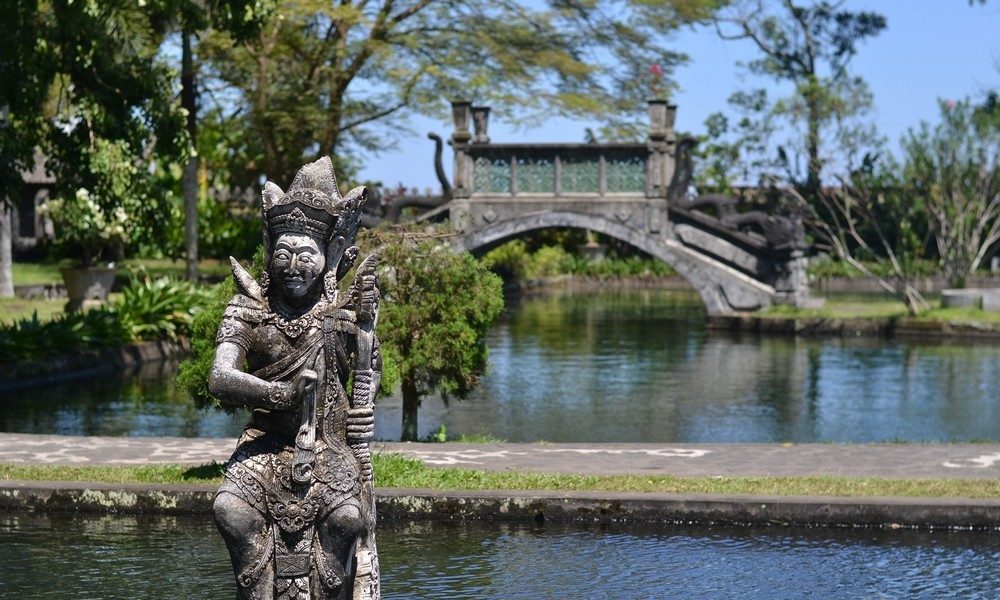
left=419, top=290, right=1000, bottom=443
left=0, top=360, right=247, bottom=438
left=2, top=514, right=999, bottom=599
left=3, top=289, right=1000, bottom=442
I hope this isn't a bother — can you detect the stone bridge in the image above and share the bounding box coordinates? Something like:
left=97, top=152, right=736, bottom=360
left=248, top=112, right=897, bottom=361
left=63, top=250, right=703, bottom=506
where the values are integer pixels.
left=422, top=101, right=814, bottom=315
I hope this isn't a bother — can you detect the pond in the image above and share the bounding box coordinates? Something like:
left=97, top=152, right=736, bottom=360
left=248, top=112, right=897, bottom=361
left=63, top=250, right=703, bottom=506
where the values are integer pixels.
left=3, top=289, right=1000, bottom=443
left=2, top=513, right=999, bottom=599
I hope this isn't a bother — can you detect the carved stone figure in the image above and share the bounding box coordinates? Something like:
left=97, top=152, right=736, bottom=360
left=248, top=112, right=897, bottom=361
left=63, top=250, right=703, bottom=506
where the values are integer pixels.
left=209, top=157, right=381, bottom=600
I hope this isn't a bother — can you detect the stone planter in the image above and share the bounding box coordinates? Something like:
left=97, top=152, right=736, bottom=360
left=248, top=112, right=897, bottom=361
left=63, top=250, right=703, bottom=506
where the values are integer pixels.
left=60, top=266, right=116, bottom=312
left=940, top=288, right=1000, bottom=312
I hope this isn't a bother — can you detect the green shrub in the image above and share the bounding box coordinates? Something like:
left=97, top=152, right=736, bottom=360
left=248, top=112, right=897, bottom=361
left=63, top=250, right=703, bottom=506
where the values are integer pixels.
left=198, top=197, right=262, bottom=260
left=176, top=275, right=237, bottom=409
left=808, top=256, right=939, bottom=281
left=0, top=309, right=132, bottom=363
left=481, top=241, right=676, bottom=282
left=480, top=239, right=529, bottom=281
left=115, top=270, right=213, bottom=341
left=0, top=271, right=212, bottom=364
left=525, top=245, right=573, bottom=279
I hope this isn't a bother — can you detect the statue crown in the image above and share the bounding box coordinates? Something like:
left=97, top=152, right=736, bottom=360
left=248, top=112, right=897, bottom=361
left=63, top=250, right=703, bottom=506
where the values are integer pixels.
left=262, top=157, right=367, bottom=243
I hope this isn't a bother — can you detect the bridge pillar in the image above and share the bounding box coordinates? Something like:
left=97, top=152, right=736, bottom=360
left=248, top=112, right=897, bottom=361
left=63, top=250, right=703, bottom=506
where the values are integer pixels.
left=646, top=99, right=675, bottom=199
left=450, top=100, right=473, bottom=199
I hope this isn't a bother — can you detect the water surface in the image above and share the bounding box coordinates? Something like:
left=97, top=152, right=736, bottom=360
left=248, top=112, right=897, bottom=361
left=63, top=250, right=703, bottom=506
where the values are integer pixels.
left=2, top=514, right=998, bottom=599
left=3, top=289, right=1000, bottom=443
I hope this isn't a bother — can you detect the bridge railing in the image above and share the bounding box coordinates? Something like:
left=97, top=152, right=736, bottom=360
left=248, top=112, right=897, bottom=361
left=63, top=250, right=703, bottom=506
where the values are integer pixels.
left=448, top=100, right=677, bottom=200
left=467, top=143, right=648, bottom=196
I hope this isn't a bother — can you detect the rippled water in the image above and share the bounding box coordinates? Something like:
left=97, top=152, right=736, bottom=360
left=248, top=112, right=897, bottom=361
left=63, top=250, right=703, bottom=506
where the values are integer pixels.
left=2, top=514, right=999, bottom=599
left=3, top=289, right=1000, bottom=443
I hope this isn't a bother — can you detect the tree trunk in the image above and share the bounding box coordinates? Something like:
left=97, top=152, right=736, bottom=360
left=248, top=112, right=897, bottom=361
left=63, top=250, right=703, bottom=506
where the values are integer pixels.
left=401, top=376, right=420, bottom=442
left=805, top=82, right=822, bottom=201
left=0, top=203, right=13, bottom=298
left=181, top=28, right=199, bottom=281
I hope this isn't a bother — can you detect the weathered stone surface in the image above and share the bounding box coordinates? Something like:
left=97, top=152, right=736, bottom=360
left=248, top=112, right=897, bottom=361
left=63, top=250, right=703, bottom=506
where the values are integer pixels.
left=444, top=100, right=815, bottom=315
left=451, top=211, right=775, bottom=315
left=208, top=157, right=382, bottom=599
left=4, top=481, right=1000, bottom=531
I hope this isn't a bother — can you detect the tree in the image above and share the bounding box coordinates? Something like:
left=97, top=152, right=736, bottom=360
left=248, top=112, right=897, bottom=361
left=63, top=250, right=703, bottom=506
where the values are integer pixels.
left=708, top=0, right=886, bottom=196
left=150, top=0, right=275, bottom=281
left=790, top=168, right=932, bottom=316
left=367, top=227, right=504, bottom=442
left=902, top=99, right=1000, bottom=288
left=0, top=0, right=188, bottom=296
left=195, top=0, right=722, bottom=186
left=179, top=226, right=504, bottom=443
left=0, top=2, right=57, bottom=297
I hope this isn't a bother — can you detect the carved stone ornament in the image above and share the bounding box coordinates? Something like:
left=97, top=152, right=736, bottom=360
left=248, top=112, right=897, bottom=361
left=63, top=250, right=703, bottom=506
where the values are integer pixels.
left=209, top=157, right=382, bottom=600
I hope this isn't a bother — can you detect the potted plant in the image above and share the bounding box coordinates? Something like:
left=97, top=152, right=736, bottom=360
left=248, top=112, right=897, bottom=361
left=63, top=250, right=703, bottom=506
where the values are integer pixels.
left=42, top=188, right=128, bottom=311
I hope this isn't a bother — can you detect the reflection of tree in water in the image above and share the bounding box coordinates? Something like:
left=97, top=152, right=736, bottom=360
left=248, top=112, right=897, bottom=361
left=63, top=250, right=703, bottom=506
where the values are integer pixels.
left=0, top=360, right=246, bottom=437
left=897, top=341, right=1000, bottom=441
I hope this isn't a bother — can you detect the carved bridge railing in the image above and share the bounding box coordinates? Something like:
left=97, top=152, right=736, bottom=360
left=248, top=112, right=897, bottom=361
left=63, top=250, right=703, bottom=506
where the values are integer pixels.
left=433, top=99, right=806, bottom=264
left=448, top=100, right=678, bottom=201
left=466, top=143, right=647, bottom=196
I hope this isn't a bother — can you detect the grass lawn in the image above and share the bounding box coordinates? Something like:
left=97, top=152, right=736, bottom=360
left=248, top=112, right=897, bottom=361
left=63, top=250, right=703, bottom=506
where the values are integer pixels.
left=11, top=262, right=62, bottom=286
left=3, top=455, right=998, bottom=499
left=0, top=297, right=67, bottom=326
left=763, top=294, right=1000, bottom=325
left=11, top=259, right=231, bottom=287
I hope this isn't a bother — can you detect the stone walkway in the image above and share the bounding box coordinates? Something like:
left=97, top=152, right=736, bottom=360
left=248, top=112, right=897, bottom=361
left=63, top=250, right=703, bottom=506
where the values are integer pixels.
left=2, top=433, right=1000, bottom=480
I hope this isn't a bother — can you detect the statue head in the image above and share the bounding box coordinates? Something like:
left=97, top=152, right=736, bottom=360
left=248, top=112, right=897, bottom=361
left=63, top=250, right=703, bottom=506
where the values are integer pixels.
left=261, top=157, right=368, bottom=304
left=271, top=233, right=326, bottom=299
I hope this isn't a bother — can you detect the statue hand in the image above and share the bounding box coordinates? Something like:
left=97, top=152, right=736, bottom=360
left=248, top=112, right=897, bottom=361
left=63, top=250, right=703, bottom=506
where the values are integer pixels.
left=294, top=369, right=319, bottom=399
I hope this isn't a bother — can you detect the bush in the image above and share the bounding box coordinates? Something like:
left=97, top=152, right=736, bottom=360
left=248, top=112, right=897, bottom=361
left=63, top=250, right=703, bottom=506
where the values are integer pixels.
left=480, top=239, right=530, bottom=281
left=0, top=310, right=132, bottom=363
left=176, top=275, right=238, bottom=409
left=808, top=256, right=939, bottom=281
left=198, top=197, right=262, bottom=260
left=115, top=270, right=213, bottom=340
left=0, top=271, right=213, bottom=364
left=481, top=241, right=676, bottom=283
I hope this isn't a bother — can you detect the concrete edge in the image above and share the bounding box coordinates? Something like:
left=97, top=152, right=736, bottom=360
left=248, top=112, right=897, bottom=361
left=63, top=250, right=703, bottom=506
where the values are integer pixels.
left=2, top=481, right=998, bottom=531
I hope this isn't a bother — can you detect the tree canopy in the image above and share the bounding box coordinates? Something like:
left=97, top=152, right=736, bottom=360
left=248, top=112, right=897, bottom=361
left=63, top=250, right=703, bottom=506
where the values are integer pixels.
left=364, top=226, right=504, bottom=441
left=196, top=0, right=723, bottom=186
left=702, top=0, right=886, bottom=195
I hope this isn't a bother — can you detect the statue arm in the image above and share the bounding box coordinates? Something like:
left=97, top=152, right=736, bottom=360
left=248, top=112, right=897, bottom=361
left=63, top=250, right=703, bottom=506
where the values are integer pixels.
left=209, top=342, right=293, bottom=409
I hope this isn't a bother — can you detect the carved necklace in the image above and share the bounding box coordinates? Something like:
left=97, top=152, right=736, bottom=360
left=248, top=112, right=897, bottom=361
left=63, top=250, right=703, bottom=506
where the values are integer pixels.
left=265, top=298, right=332, bottom=339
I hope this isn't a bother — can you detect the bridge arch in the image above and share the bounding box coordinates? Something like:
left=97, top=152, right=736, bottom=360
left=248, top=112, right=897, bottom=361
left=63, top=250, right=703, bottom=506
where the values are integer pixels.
left=450, top=211, right=776, bottom=315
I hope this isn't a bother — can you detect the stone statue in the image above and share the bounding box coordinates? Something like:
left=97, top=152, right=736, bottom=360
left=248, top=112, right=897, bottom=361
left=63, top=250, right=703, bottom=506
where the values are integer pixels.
left=209, top=157, right=382, bottom=600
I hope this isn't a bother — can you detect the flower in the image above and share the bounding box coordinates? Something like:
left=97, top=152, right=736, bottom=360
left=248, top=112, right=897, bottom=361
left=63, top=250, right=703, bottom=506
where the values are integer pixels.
left=42, top=187, right=130, bottom=266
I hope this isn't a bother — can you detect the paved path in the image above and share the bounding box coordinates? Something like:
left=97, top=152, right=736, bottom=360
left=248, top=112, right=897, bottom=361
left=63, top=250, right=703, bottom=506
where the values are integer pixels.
left=2, top=433, right=1000, bottom=479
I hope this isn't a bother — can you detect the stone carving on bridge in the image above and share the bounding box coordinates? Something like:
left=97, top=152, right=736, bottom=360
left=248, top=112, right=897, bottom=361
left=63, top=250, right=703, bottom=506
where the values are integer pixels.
left=443, top=99, right=817, bottom=314
left=209, top=157, right=382, bottom=600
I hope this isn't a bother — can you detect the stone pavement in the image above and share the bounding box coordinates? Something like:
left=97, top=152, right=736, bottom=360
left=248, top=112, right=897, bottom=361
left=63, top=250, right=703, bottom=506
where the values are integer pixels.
left=2, top=433, right=1000, bottom=480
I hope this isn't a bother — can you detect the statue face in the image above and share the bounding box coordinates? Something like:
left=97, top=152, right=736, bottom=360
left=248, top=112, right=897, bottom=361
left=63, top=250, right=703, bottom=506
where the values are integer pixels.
left=271, top=234, right=326, bottom=299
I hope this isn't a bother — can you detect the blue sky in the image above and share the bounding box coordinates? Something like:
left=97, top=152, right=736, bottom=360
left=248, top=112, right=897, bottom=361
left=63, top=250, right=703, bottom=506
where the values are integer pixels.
left=354, top=0, right=1000, bottom=191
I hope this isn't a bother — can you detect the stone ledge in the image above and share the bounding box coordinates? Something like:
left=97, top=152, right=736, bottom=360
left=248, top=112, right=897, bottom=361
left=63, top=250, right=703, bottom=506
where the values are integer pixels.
left=2, top=481, right=998, bottom=531
left=0, top=338, right=190, bottom=390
